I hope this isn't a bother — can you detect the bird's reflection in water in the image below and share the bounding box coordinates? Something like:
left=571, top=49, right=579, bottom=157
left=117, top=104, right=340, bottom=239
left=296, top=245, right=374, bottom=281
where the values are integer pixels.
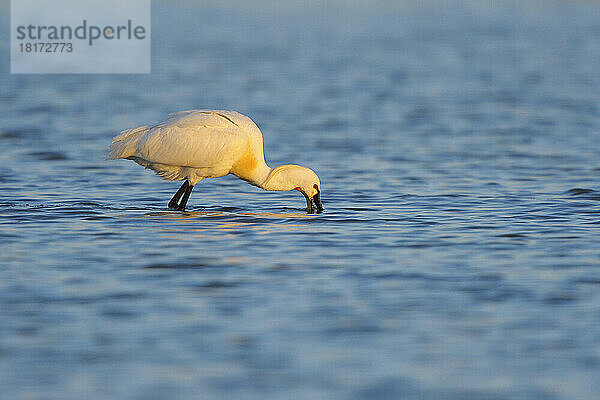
left=139, top=209, right=314, bottom=237
left=142, top=210, right=226, bottom=219
left=141, top=209, right=314, bottom=219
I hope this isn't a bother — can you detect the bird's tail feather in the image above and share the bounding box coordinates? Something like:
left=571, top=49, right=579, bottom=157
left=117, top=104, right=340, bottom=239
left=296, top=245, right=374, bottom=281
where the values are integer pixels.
left=108, top=125, right=149, bottom=159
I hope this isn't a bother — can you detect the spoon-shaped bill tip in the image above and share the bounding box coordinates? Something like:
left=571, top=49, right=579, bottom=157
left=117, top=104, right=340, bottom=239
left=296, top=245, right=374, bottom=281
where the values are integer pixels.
left=313, top=192, right=323, bottom=213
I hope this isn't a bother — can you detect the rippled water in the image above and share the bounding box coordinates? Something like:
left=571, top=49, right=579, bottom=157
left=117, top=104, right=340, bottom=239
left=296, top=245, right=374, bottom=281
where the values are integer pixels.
left=2, top=1, right=600, bottom=399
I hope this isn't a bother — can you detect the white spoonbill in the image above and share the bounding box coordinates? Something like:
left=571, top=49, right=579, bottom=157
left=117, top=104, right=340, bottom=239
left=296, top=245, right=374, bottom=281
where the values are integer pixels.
left=109, top=110, right=323, bottom=213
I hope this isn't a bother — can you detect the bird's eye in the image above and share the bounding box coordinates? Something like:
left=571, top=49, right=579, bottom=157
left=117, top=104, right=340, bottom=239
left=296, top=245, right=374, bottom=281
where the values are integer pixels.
left=313, top=184, right=319, bottom=191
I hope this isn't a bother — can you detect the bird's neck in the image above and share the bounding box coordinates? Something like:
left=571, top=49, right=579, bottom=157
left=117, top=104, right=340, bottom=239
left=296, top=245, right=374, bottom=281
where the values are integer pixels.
left=243, top=163, right=272, bottom=189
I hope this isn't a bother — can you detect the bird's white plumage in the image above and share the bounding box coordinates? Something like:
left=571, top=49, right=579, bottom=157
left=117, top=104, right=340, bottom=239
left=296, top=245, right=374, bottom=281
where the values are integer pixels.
left=109, top=109, right=323, bottom=211
left=109, top=110, right=267, bottom=185
left=137, top=121, right=245, bottom=168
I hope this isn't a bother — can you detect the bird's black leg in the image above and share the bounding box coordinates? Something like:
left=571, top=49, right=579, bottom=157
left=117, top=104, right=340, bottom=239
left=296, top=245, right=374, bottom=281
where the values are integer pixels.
left=177, top=183, right=194, bottom=211
left=168, top=180, right=189, bottom=209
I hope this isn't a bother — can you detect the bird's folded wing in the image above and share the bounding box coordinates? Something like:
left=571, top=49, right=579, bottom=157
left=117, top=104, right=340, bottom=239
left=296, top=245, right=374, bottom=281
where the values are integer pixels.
left=134, top=123, right=248, bottom=169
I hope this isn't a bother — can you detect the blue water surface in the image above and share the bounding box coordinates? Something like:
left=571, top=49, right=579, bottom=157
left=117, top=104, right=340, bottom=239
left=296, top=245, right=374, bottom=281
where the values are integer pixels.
left=1, top=1, right=600, bottom=399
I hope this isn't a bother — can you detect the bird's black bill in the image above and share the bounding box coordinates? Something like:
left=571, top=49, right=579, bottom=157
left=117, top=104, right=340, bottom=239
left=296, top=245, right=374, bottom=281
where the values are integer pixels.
left=301, top=190, right=323, bottom=214
left=302, top=191, right=314, bottom=214
left=313, top=192, right=324, bottom=213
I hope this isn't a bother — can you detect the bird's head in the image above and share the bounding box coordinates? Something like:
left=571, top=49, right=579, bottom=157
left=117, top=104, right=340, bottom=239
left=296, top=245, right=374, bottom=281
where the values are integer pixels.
left=263, top=165, right=323, bottom=213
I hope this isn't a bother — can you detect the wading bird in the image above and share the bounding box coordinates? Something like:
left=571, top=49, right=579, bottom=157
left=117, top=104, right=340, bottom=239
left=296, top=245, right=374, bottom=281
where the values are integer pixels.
left=109, top=110, right=323, bottom=213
